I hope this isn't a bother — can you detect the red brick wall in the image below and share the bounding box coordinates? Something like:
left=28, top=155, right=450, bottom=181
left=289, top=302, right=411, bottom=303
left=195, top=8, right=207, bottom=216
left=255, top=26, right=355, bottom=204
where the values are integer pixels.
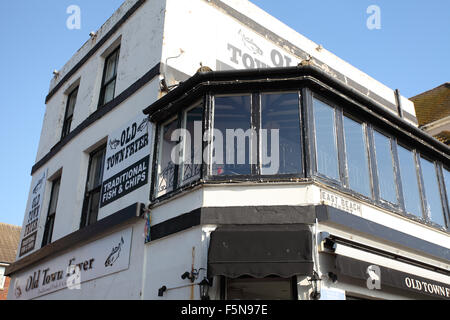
left=0, top=277, right=11, bottom=300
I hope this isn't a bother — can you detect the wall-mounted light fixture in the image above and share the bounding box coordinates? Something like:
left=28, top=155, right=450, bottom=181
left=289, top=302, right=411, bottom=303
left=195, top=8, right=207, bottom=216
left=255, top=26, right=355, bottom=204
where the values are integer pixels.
left=181, top=268, right=206, bottom=283
left=198, top=278, right=212, bottom=301
left=158, top=286, right=167, bottom=297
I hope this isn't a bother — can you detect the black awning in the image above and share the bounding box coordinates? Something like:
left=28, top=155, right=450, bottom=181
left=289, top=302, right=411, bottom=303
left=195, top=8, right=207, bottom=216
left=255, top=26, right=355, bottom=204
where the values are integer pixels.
left=336, top=255, right=450, bottom=300
left=208, top=225, right=313, bottom=279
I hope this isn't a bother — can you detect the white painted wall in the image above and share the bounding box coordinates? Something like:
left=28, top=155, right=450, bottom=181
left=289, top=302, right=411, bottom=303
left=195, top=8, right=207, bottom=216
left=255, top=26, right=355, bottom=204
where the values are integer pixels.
left=10, top=0, right=446, bottom=301
left=142, top=226, right=211, bottom=300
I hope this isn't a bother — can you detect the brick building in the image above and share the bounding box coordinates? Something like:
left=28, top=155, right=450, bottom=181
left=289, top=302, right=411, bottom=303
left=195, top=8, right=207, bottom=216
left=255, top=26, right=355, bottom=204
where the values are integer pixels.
left=0, top=223, right=21, bottom=300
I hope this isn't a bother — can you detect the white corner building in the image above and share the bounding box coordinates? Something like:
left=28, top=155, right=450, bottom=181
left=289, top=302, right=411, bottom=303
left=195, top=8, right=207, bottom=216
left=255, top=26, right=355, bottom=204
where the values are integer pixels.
left=6, top=0, right=450, bottom=300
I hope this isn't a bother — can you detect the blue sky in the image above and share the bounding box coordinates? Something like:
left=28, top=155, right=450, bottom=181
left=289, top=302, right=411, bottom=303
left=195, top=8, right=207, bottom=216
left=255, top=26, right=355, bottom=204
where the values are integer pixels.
left=0, top=0, right=449, bottom=227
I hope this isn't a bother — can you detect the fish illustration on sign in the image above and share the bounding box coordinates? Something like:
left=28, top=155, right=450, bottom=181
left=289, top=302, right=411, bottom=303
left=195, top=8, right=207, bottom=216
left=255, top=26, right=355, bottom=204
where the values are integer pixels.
left=109, top=139, right=121, bottom=150
left=137, top=118, right=149, bottom=133
left=239, top=29, right=263, bottom=56
left=32, top=176, right=44, bottom=194
left=105, top=237, right=124, bottom=267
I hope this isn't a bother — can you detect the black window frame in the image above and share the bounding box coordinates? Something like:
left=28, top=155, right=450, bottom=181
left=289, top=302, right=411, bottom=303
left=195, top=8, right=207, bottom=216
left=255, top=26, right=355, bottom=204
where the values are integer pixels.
left=61, top=86, right=79, bottom=140
left=80, top=145, right=106, bottom=229
left=41, top=176, right=61, bottom=247
left=98, top=46, right=120, bottom=108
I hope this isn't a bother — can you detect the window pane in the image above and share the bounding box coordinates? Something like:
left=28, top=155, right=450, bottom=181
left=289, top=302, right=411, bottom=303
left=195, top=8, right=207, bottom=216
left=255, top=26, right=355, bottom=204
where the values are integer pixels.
left=213, top=96, right=252, bottom=176
left=181, top=105, right=203, bottom=185
left=62, top=117, right=72, bottom=139
left=397, top=146, right=422, bottom=217
left=343, top=117, right=371, bottom=197
left=87, top=149, right=106, bottom=191
left=48, top=178, right=61, bottom=215
left=444, top=168, right=450, bottom=210
left=88, top=190, right=101, bottom=226
left=157, top=118, right=178, bottom=196
left=420, top=158, right=445, bottom=226
left=104, top=51, right=118, bottom=83
left=66, top=88, right=78, bottom=118
left=373, top=131, right=397, bottom=204
left=103, top=81, right=115, bottom=105
left=313, top=98, right=339, bottom=180
left=261, top=93, right=301, bottom=175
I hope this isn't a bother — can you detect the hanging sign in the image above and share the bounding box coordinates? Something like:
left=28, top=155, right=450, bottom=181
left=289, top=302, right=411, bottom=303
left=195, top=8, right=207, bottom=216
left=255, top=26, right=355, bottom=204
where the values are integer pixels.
left=100, top=115, right=152, bottom=208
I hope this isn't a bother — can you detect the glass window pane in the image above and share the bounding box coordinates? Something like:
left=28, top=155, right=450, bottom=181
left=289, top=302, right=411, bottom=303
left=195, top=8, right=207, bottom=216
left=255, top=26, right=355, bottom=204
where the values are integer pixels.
left=313, top=98, right=339, bottom=180
left=373, top=131, right=397, bottom=204
left=397, top=146, right=422, bottom=217
left=261, top=93, right=302, bottom=175
left=420, top=158, right=445, bottom=226
left=103, top=81, right=115, bottom=105
left=88, top=190, right=100, bottom=226
left=88, top=149, right=105, bottom=191
left=157, top=118, right=178, bottom=196
left=343, top=117, right=371, bottom=197
left=444, top=168, right=450, bottom=210
left=104, top=51, right=118, bottom=83
left=213, top=95, right=252, bottom=176
left=181, top=105, right=203, bottom=185
left=48, top=178, right=61, bottom=215
left=66, top=88, right=78, bottom=118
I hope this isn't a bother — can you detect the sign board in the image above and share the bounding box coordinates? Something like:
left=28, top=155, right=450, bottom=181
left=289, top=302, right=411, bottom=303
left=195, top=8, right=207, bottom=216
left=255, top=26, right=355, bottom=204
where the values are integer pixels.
left=320, top=189, right=362, bottom=216
left=19, top=170, right=48, bottom=257
left=216, top=23, right=300, bottom=72
left=12, top=227, right=132, bottom=300
left=100, top=115, right=152, bottom=208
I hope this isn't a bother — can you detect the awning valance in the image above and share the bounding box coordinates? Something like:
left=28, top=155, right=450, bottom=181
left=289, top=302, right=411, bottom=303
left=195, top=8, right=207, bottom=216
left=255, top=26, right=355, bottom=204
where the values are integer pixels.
left=208, top=225, right=313, bottom=279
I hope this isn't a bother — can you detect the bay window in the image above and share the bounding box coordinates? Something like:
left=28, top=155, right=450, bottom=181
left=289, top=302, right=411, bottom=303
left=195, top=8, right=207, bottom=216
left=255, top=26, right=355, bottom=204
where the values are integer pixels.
left=149, top=83, right=449, bottom=232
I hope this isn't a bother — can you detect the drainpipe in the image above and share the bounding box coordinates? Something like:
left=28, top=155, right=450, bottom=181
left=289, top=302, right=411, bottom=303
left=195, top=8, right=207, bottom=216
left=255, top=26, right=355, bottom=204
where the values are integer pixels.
left=395, top=89, right=404, bottom=119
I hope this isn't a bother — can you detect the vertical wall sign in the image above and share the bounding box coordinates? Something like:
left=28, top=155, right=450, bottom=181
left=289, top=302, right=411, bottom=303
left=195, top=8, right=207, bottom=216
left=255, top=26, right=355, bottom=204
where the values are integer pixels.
left=100, top=115, right=152, bottom=208
left=19, top=169, right=48, bottom=257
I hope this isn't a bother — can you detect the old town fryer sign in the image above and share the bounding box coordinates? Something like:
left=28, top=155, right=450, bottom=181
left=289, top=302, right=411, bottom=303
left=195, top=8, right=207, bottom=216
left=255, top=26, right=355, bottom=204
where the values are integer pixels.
left=100, top=115, right=152, bottom=208
left=19, top=169, right=48, bottom=257
left=12, top=228, right=132, bottom=300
